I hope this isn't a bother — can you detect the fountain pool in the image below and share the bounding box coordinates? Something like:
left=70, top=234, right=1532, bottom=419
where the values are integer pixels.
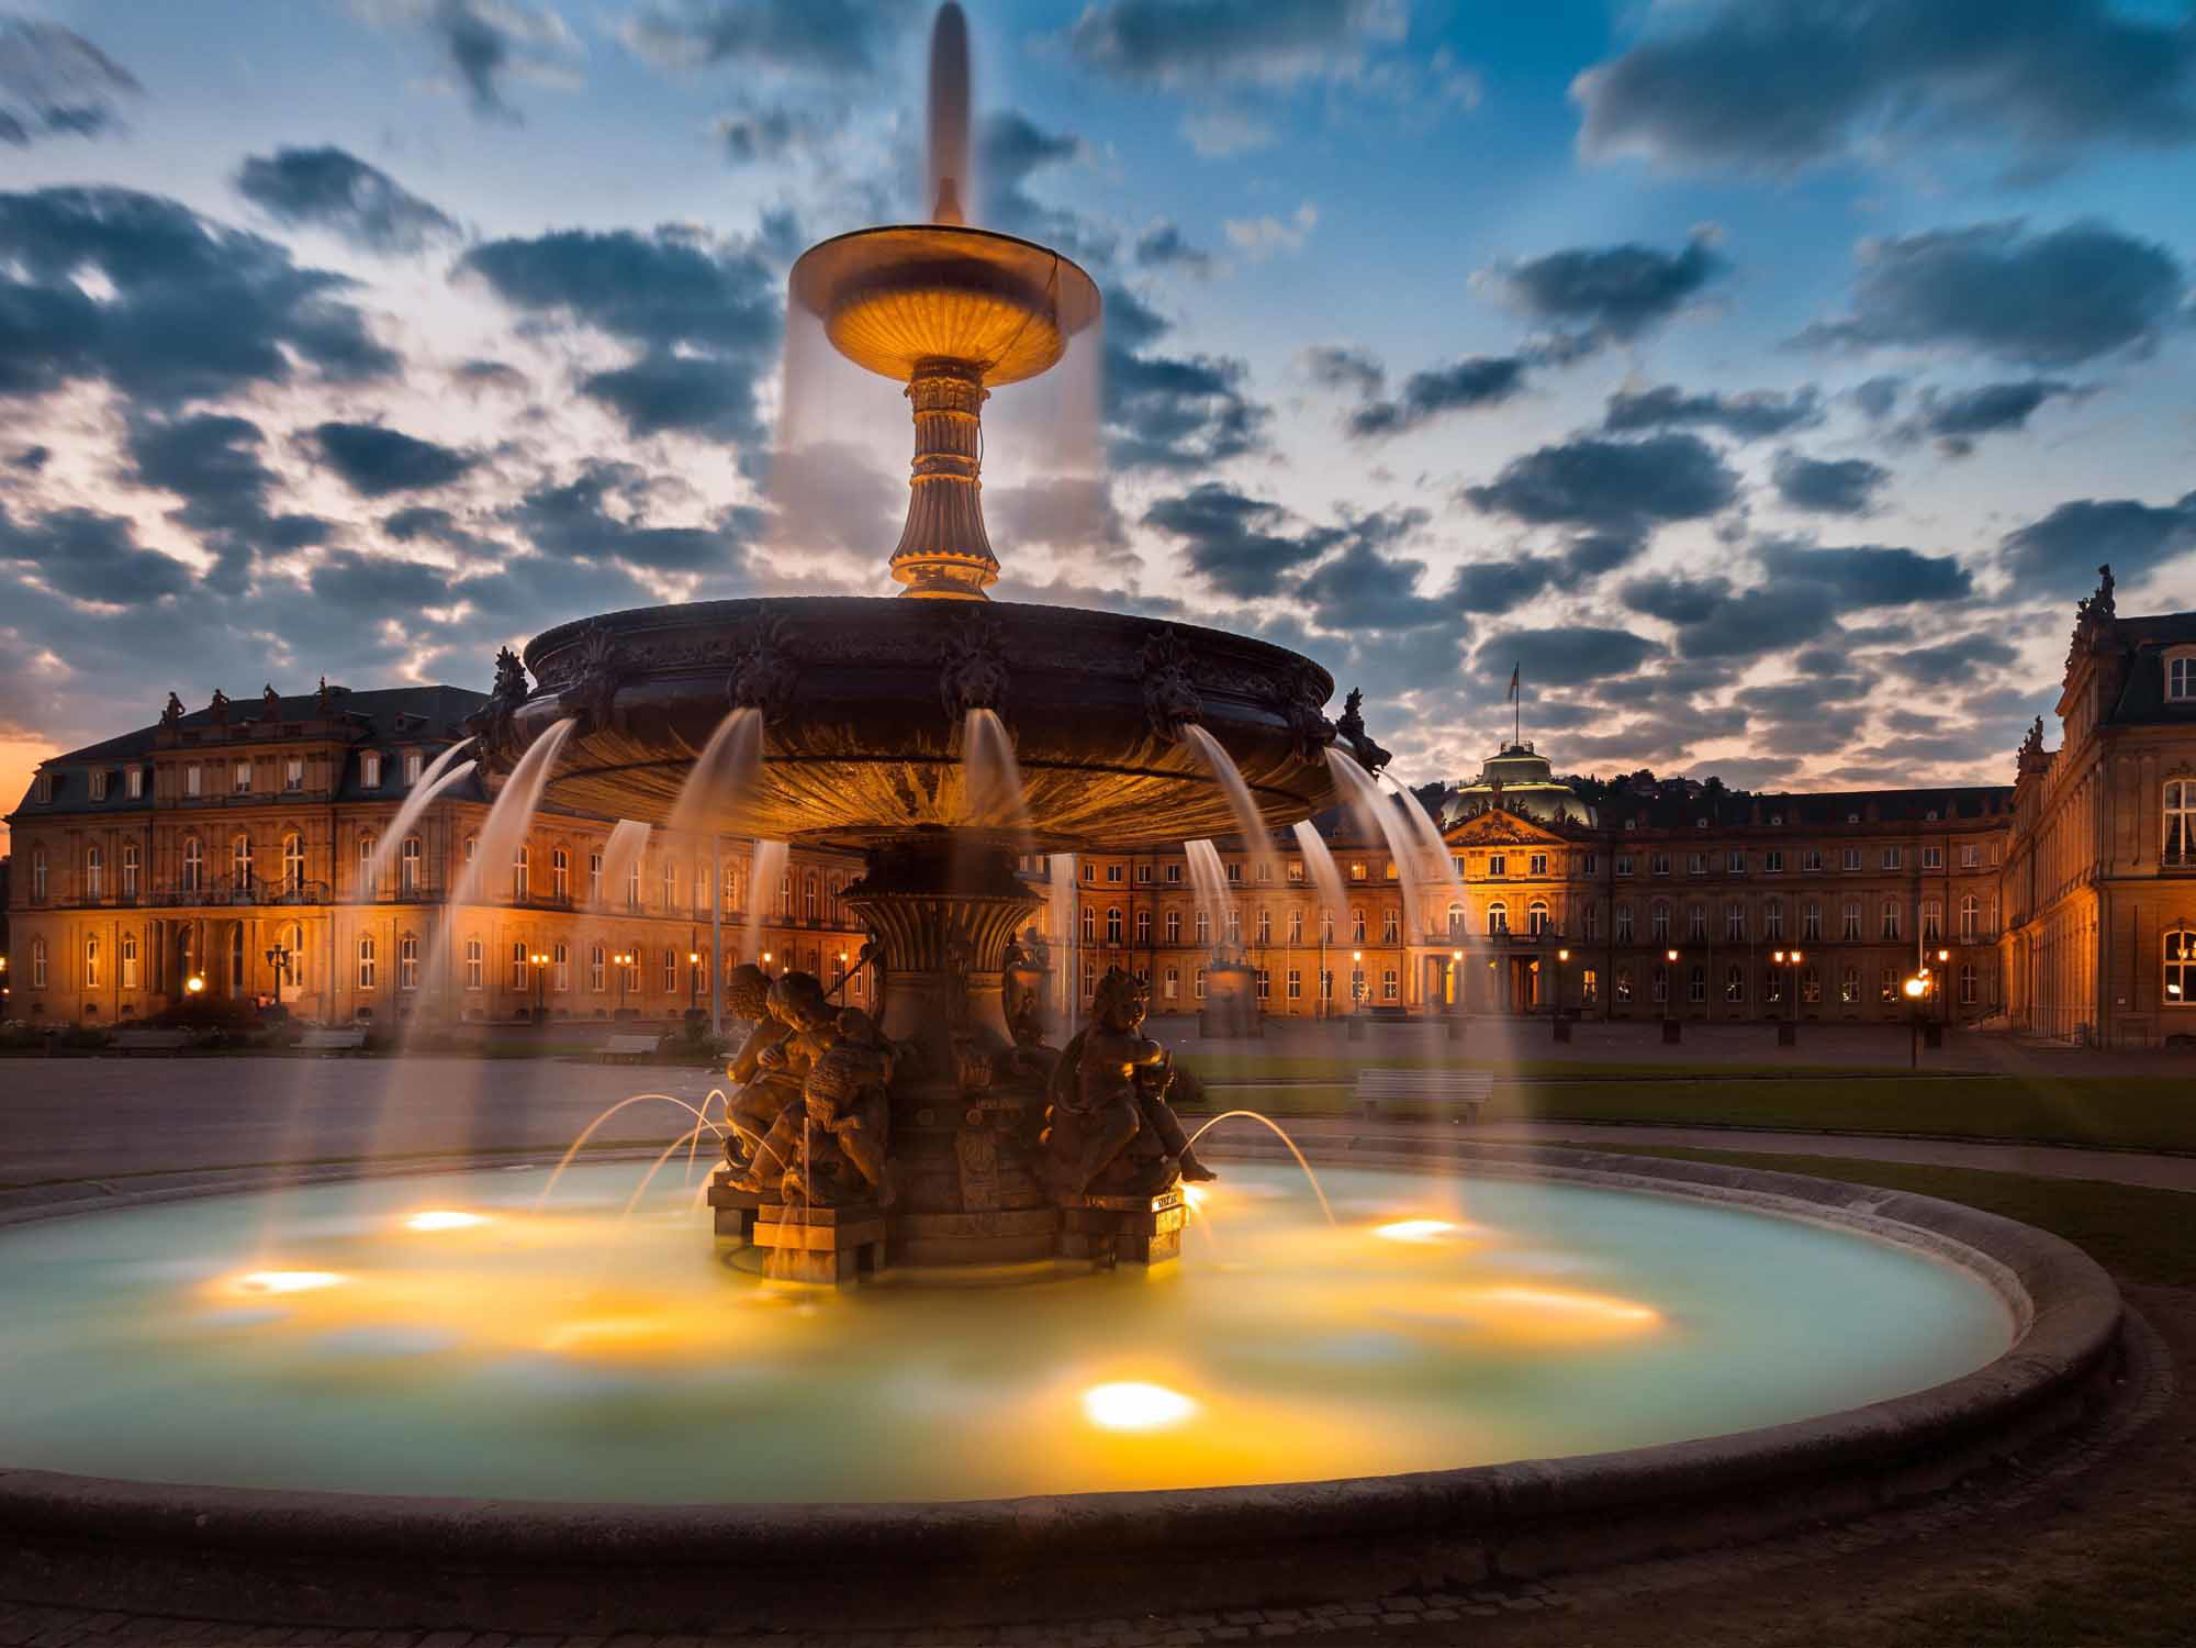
left=0, top=1157, right=2013, bottom=1503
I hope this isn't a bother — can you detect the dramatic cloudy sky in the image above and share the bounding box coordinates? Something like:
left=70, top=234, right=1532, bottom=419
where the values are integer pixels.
left=4, top=0, right=2196, bottom=838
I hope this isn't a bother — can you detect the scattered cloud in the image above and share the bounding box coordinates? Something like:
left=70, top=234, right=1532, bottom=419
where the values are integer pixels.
left=1481, top=228, right=1727, bottom=352
left=1181, top=107, right=1274, bottom=157
left=1465, top=433, right=1738, bottom=531
left=308, top=421, right=480, bottom=496
left=357, top=0, right=581, bottom=122
left=2000, top=493, right=2196, bottom=594
left=1223, top=201, right=1317, bottom=259
left=1602, top=382, right=1822, bottom=440
left=1800, top=220, right=2185, bottom=366
left=1067, top=0, right=1407, bottom=89
left=1574, top=0, right=2196, bottom=176
left=619, top=0, right=916, bottom=77
left=235, top=146, right=459, bottom=254
left=0, top=502, right=190, bottom=604
left=0, top=15, right=139, bottom=145
left=1897, top=379, right=2088, bottom=455
left=1347, top=355, right=1527, bottom=438
left=1771, top=451, right=1890, bottom=515
left=1758, top=539, right=1972, bottom=605
left=1133, top=221, right=1214, bottom=275
left=1140, top=482, right=1336, bottom=598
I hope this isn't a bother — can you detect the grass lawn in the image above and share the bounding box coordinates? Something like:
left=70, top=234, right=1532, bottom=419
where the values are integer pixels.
left=1179, top=1058, right=2196, bottom=1154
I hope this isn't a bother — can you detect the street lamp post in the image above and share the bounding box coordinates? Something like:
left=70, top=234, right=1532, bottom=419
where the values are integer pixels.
left=1662, top=947, right=1681, bottom=1044
left=688, top=950, right=702, bottom=1015
left=262, top=940, right=292, bottom=1013
left=613, top=950, right=633, bottom=1017
left=1933, top=946, right=1951, bottom=1044
left=1773, top=948, right=1804, bottom=1046
left=1553, top=945, right=1571, bottom=1042
left=1347, top=948, right=1366, bottom=1041
left=530, top=950, right=550, bottom=1023
left=1903, top=972, right=1928, bottom=1068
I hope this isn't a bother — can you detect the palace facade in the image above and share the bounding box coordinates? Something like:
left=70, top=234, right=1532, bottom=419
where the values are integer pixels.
left=9, top=573, right=2195, bottom=1045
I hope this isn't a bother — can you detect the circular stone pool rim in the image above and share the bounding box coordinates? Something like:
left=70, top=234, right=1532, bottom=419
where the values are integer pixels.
left=0, top=1141, right=2126, bottom=1634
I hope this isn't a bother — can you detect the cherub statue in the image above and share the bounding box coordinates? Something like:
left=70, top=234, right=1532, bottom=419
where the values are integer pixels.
left=722, top=971, right=840, bottom=1194
left=160, top=692, right=185, bottom=728
left=721, top=963, right=798, bottom=1168
left=208, top=688, right=231, bottom=725
left=783, top=1008, right=897, bottom=1207
left=1041, top=968, right=1214, bottom=1200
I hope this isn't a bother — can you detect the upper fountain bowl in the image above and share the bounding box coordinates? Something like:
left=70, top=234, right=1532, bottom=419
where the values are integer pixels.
left=504, top=596, right=1339, bottom=852
left=791, top=224, right=1101, bottom=387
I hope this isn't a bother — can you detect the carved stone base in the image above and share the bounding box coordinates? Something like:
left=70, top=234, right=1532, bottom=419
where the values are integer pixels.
left=706, top=1171, right=761, bottom=1247
left=892, top=1206, right=1061, bottom=1266
left=752, top=1202, right=888, bottom=1285
left=1058, top=1188, right=1186, bottom=1269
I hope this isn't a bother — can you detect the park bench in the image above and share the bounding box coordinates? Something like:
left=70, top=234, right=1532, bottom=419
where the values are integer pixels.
left=112, top=1028, right=191, bottom=1054
left=297, top=1027, right=368, bottom=1055
left=1352, top=1067, right=1492, bottom=1123
left=601, top=1032, right=662, bottom=1063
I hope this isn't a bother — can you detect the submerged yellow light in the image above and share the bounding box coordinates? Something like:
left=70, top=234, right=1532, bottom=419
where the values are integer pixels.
left=403, top=1210, right=492, bottom=1232
left=1459, top=1284, right=1661, bottom=1327
left=1372, top=1219, right=1464, bottom=1244
left=232, top=1270, right=345, bottom=1296
left=1082, top=1381, right=1197, bottom=1432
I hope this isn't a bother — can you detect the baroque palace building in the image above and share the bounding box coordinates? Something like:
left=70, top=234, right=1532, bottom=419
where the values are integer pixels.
left=8, top=572, right=2195, bottom=1045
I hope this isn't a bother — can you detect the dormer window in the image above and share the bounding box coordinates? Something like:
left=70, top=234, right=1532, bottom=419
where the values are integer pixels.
left=125, top=767, right=143, bottom=800
left=2169, top=653, right=2196, bottom=703
left=32, top=772, right=52, bottom=803
left=90, top=771, right=108, bottom=801
left=362, top=751, right=383, bottom=788
left=403, top=751, right=424, bottom=786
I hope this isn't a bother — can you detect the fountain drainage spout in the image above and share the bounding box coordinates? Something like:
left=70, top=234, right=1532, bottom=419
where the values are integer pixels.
left=893, top=358, right=996, bottom=600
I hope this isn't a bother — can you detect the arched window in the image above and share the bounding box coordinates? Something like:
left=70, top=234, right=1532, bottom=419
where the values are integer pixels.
left=1447, top=902, right=1465, bottom=938
left=1841, top=900, right=1862, bottom=941
left=1081, top=905, right=1096, bottom=943
left=1527, top=899, right=1550, bottom=936
left=1725, top=902, right=1745, bottom=941
left=1105, top=907, right=1123, bottom=944
left=2166, top=779, right=2193, bottom=867
left=231, top=833, right=254, bottom=888
left=121, top=841, right=139, bottom=899
left=83, top=935, right=100, bottom=989
left=2166, top=931, right=2195, bottom=1008
left=464, top=833, right=478, bottom=866
left=401, top=835, right=423, bottom=895
left=121, top=931, right=140, bottom=990
left=1487, top=900, right=1509, bottom=936
left=358, top=833, right=376, bottom=892
left=1615, top=901, right=1634, bottom=942
left=1840, top=965, right=1860, bottom=1005
left=552, top=847, right=570, bottom=901
left=1382, top=907, right=1400, bottom=942
left=29, top=936, right=47, bottom=989
left=357, top=935, right=377, bottom=990
left=84, top=844, right=103, bottom=900
left=282, top=833, right=305, bottom=893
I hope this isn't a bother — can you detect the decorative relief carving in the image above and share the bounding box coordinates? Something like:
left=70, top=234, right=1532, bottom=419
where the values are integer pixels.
left=938, top=610, right=1011, bottom=723
left=1139, top=628, right=1202, bottom=743
left=727, top=615, right=799, bottom=720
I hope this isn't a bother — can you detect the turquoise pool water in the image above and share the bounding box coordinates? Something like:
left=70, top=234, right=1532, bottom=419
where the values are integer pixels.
left=0, top=1159, right=2013, bottom=1502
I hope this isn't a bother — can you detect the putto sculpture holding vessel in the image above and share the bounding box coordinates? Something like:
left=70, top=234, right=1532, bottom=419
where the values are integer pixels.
left=482, top=3, right=1354, bottom=1280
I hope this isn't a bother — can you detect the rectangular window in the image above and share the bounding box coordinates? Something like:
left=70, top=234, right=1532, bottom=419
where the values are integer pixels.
left=465, top=939, right=483, bottom=990
left=1922, top=845, right=1943, bottom=869
left=1726, top=904, right=1745, bottom=940
left=404, top=751, right=424, bottom=785
left=1105, top=863, right=1122, bottom=883
left=185, top=764, right=202, bottom=797
left=1961, top=843, right=1981, bottom=869
left=1382, top=968, right=1398, bottom=1002
left=1488, top=854, right=1507, bottom=877
left=1615, top=904, right=1634, bottom=942
left=1687, top=905, right=1707, bottom=941
left=1842, top=847, right=1861, bottom=871
left=1581, top=968, right=1598, bottom=1005
left=1765, top=901, right=1784, bottom=939
left=1765, top=850, right=1783, bottom=873
left=284, top=758, right=303, bottom=792
left=1582, top=852, right=1600, bottom=876
left=126, top=767, right=143, bottom=799
left=1528, top=852, right=1548, bottom=876
left=1687, top=853, right=1706, bottom=876
left=358, top=938, right=377, bottom=991
left=1881, top=901, right=1902, bottom=941
left=1651, top=852, right=1671, bottom=877
left=1802, top=848, right=1823, bottom=873
left=361, top=752, right=382, bottom=788
left=1136, top=863, right=1152, bottom=884
left=1727, top=849, right=1745, bottom=874
left=1614, top=966, right=1632, bottom=1004
left=1882, top=846, right=1902, bottom=870
left=90, top=770, right=108, bottom=801
left=1286, top=969, right=1302, bottom=1000
left=232, top=760, right=252, bottom=794
left=1842, top=902, right=1863, bottom=941
left=1165, top=864, right=1182, bottom=884
left=32, top=772, right=53, bottom=804
left=1615, top=854, right=1633, bottom=877
left=1803, top=902, right=1823, bottom=941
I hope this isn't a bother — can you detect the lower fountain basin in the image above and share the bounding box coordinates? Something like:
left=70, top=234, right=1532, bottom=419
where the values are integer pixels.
left=510, top=596, right=1338, bottom=850
left=0, top=1144, right=2123, bottom=1633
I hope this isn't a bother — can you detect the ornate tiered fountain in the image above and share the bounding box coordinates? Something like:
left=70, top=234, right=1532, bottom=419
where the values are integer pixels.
left=472, top=7, right=1345, bottom=1280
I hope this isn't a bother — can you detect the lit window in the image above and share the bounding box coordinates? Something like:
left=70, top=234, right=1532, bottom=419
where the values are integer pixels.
left=403, top=751, right=424, bottom=785
left=2167, top=931, right=2195, bottom=1008
left=83, top=935, right=100, bottom=989
left=121, top=932, right=140, bottom=990
left=232, top=760, right=251, bottom=795
left=283, top=833, right=305, bottom=892
left=361, top=752, right=382, bottom=788
left=284, top=758, right=303, bottom=793
left=126, top=767, right=143, bottom=799
left=1487, top=901, right=1509, bottom=937
left=181, top=838, right=203, bottom=893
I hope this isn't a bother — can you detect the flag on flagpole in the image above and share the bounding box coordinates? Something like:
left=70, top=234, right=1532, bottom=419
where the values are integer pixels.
left=1507, top=664, right=1520, bottom=703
